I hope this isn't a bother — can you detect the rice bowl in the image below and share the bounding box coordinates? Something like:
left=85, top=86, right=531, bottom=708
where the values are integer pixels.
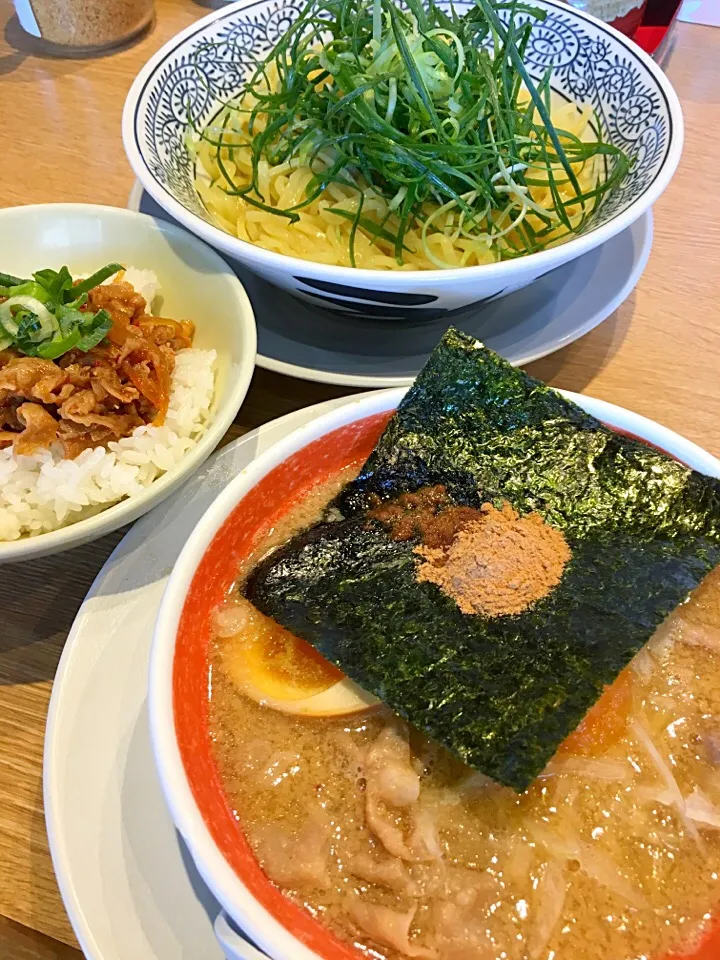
left=0, top=204, right=256, bottom=563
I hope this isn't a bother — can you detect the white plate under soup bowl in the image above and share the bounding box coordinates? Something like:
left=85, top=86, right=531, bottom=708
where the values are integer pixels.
left=149, top=387, right=720, bottom=960
left=0, top=204, right=256, bottom=562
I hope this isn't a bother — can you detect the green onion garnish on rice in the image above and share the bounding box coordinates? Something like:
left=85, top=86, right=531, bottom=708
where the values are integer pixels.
left=0, top=264, right=122, bottom=359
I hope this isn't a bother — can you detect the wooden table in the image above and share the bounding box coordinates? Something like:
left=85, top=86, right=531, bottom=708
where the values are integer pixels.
left=0, top=1, right=719, bottom=955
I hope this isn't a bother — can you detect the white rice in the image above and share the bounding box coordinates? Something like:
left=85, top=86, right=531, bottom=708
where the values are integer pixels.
left=0, top=270, right=217, bottom=542
left=121, top=266, right=160, bottom=308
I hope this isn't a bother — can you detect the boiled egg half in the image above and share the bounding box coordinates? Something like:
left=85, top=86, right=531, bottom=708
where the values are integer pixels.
left=216, top=597, right=378, bottom=717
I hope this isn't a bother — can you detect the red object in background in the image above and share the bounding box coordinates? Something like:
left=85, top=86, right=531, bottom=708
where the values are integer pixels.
left=611, top=0, right=650, bottom=36
left=632, top=0, right=684, bottom=55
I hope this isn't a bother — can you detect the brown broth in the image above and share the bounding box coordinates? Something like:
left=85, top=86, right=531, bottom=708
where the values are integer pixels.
left=208, top=472, right=720, bottom=960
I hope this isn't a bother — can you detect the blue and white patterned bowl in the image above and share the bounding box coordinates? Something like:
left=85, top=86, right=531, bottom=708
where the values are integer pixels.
left=123, top=0, right=682, bottom=321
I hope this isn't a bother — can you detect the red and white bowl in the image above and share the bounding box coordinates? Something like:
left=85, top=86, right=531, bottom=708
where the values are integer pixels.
left=149, top=387, right=720, bottom=960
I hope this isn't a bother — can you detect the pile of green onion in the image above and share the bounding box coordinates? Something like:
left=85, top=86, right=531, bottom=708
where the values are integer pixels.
left=0, top=263, right=121, bottom=361
left=199, top=0, right=630, bottom=266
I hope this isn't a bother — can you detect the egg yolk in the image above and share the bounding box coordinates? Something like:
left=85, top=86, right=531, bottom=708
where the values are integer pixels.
left=557, top=667, right=634, bottom=758
left=229, top=603, right=344, bottom=701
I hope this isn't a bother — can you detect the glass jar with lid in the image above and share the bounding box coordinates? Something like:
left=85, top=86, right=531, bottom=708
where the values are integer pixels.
left=13, top=0, right=154, bottom=54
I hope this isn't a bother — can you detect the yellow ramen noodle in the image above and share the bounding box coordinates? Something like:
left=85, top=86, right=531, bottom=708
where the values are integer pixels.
left=195, top=79, right=601, bottom=271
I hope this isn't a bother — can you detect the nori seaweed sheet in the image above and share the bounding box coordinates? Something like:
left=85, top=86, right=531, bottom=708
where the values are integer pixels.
left=246, top=329, right=720, bottom=791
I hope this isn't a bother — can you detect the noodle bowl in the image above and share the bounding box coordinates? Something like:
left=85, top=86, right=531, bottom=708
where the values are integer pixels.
left=124, top=0, right=683, bottom=314
left=191, top=0, right=619, bottom=273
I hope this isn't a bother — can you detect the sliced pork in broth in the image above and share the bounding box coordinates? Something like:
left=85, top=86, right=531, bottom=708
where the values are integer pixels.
left=208, top=472, right=720, bottom=960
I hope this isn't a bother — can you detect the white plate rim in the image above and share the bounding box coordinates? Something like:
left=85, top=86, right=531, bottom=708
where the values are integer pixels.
left=43, top=392, right=374, bottom=960
left=253, top=213, right=653, bottom=386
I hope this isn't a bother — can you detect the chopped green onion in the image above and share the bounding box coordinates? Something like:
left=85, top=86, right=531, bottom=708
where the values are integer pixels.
left=197, top=0, right=629, bottom=264
left=3, top=281, right=54, bottom=303
left=36, top=330, right=82, bottom=360
left=69, top=262, right=123, bottom=299
left=76, top=310, right=113, bottom=352
left=0, top=265, right=120, bottom=361
left=33, top=266, right=74, bottom=303
left=326, top=206, right=409, bottom=250
left=55, top=304, right=89, bottom=334
left=0, top=297, right=57, bottom=339
left=16, top=308, right=59, bottom=344
left=0, top=272, right=27, bottom=287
